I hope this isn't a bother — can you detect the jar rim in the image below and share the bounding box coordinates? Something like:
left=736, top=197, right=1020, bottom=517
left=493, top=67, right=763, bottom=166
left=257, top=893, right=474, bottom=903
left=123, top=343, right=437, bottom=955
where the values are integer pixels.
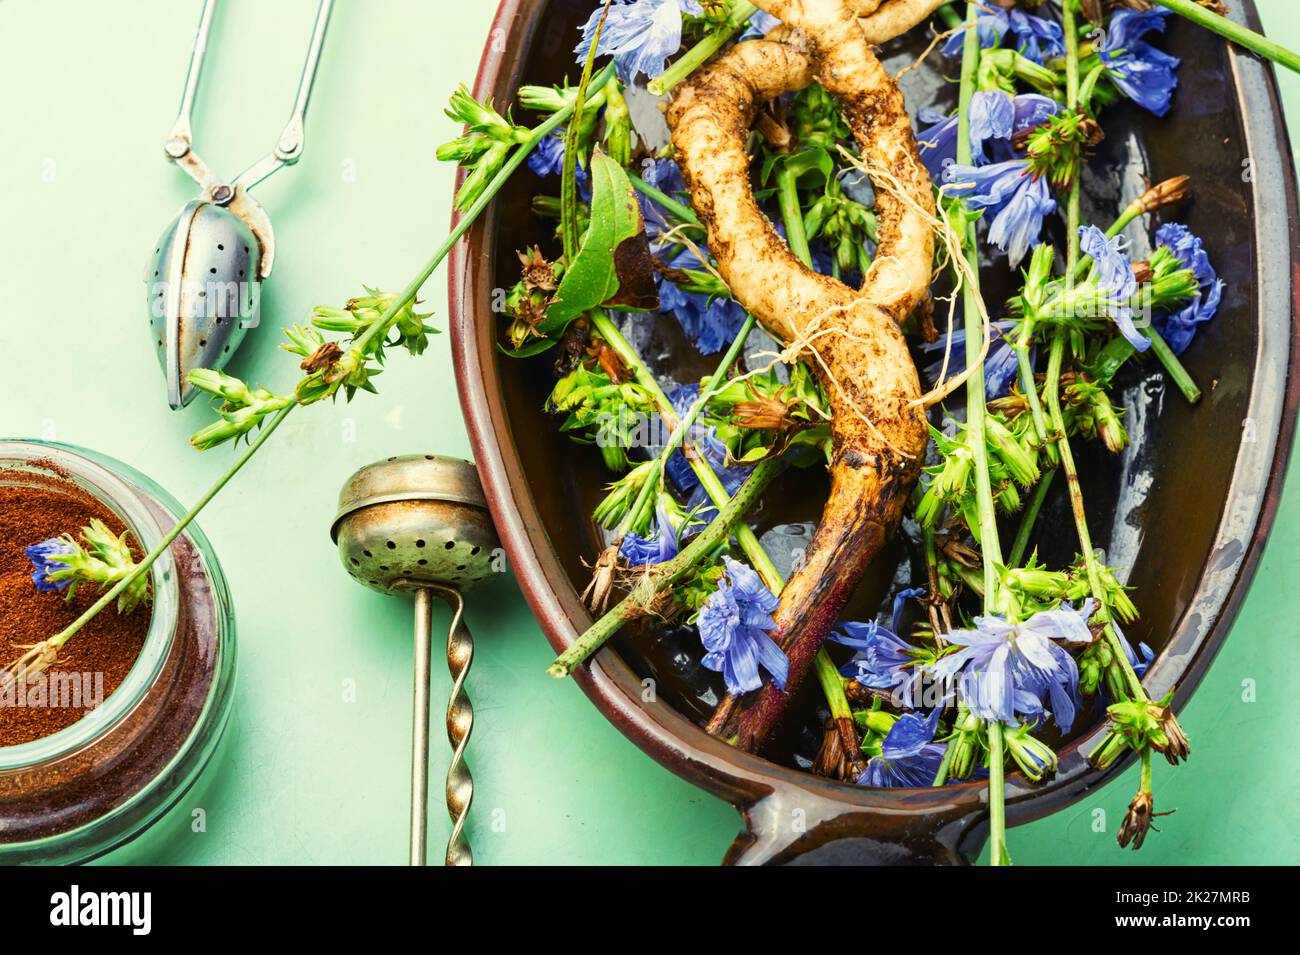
left=0, top=441, right=180, bottom=767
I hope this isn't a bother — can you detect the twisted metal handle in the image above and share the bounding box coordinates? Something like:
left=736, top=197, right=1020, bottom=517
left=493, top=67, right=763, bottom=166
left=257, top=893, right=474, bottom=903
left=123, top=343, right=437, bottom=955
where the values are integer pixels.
left=434, top=585, right=473, bottom=866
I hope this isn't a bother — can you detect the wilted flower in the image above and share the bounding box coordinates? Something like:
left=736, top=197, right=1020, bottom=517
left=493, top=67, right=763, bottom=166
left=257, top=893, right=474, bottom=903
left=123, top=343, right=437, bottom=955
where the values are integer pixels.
left=1079, top=225, right=1148, bottom=350
left=1105, top=697, right=1192, bottom=764
left=696, top=557, right=787, bottom=695
left=942, top=6, right=1064, bottom=64
left=923, top=319, right=1023, bottom=400
left=918, top=93, right=1060, bottom=177
left=575, top=0, right=703, bottom=83
left=857, top=708, right=947, bottom=788
left=1117, top=790, right=1158, bottom=850
left=944, top=159, right=1057, bottom=266
left=830, top=587, right=929, bottom=702
left=1137, top=174, right=1191, bottom=214
left=618, top=495, right=694, bottom=567
left=1152, top=222, right=1224, bottom=354
left=1098, top=7, right=1180, bottom=117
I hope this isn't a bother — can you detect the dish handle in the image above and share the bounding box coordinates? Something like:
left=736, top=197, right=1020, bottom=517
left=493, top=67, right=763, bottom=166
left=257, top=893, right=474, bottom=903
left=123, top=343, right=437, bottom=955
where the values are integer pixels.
left=723, top=787, right=985, bottom=866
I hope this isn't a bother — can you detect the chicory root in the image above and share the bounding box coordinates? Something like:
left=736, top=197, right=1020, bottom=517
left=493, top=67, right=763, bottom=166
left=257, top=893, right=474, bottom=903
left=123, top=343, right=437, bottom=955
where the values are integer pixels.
left=666, top=0, right=935, bottom=753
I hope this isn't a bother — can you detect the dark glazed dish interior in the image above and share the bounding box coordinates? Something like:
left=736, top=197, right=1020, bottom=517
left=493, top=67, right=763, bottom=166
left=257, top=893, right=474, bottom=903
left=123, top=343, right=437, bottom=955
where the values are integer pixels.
left=450, top=0, right=1300, bottom=863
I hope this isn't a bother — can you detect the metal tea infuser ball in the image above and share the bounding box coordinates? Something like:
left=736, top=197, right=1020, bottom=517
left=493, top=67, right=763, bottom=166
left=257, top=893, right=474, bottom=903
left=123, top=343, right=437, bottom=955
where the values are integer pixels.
left=146, top=0, right=335, bottom=410
left=330, top=455, right=500, bottom=866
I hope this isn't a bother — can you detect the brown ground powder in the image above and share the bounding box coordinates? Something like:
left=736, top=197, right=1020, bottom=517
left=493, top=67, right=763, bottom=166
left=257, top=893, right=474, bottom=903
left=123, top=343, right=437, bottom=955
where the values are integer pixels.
left=0, top=480, right=148, bottom=746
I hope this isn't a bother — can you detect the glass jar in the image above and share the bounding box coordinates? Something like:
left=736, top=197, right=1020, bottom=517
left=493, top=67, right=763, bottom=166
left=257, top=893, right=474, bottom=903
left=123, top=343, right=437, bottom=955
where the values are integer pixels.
left=0, top=441, right=236, bottom=863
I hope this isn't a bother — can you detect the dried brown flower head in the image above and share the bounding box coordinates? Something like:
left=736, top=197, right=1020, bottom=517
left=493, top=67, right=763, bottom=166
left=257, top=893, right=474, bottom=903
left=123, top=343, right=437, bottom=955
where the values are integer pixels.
left=518, top=246, right=558, bottom=293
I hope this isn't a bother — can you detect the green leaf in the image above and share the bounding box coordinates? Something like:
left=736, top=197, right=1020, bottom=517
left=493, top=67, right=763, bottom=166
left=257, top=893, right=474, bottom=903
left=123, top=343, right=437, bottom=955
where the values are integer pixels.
left=497, top=337, right=558, bottom=359
left=539, top=150, right=655, bottom=336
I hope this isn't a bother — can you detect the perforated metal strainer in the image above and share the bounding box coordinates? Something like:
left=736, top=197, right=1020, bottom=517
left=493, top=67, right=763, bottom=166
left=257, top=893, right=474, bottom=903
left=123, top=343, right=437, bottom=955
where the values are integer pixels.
left=330, top=455, right=499, bottom=866
left=147, top=0, right=335, bottom=409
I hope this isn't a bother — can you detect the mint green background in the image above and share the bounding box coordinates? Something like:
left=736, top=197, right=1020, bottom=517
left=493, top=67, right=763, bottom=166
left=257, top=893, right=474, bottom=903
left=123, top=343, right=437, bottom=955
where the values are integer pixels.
left=0, top=0, right=1295, bottom=865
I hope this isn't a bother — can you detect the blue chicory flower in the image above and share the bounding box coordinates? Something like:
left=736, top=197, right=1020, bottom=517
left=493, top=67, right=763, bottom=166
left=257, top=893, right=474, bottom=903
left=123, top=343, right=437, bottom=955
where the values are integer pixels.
left=576, top=0, right=703, bottom=83
left=1113, top=621, right=1156, bottom=679
left=697, top=556, right=788, bottom=695
left=26, top=538, right=75, bottom=593
left=857, top=708, right=947, bottom=788
left=928, top=602, right=1094, bottom=733
left=941, top=9, right=1010, bottom=59
left=655, top=246, right=748, bottom=355
left=918, top=92, right=1060, bottom=178
left=1006, top=8, right=1065, bottom=64
left=830, top=587, right=927, bottom=701
left=922, top=318, right=1023, bottom=401
left=1153, top=222, right=1224, bottom=354
left=658, top=383, right=750, bottom=509
left=1079, top=225, right=1149, bottom=351
left=916, top=108, right=960, bottom=179
left=637, top=157, right=688, bottom=242
left=969, top=89, right=1015, bottom=164
left=619, top=499, right=684, bottom=567
left=527, top=133, right=565, bottom=178
left=941, top=7, right=1063, bottom=64
left=1012, top=91, right=1063, bottom=133
left=944, top=159, right=1057, bottom=266
left=527, top=130, right=591, bottom=201
left=1098, top=7, right=1180, bottom=117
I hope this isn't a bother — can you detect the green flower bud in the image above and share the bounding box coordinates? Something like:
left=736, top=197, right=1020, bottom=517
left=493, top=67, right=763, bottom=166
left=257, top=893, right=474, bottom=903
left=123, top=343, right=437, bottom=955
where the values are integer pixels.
left=1004, top=723, right=1058, bottom=782
left=188, top=368, right=253, bottom=406
left=602, top=82, right=632, bottom=168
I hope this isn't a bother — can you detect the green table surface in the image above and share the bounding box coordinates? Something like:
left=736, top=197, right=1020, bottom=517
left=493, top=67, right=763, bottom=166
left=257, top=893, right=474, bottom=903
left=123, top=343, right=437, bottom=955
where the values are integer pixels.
left=1, top=0, right=1297, bottom=866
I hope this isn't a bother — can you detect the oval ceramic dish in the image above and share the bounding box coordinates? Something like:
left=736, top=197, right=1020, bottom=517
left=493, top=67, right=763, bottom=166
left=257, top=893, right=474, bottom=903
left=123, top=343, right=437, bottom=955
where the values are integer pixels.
left=450, top=0, right=1300, bottom=864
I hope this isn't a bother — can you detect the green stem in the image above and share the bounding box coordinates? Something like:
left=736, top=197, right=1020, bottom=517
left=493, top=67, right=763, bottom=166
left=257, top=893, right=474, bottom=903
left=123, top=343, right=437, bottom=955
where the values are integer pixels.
left=1007, top=467, right=1055, bottom=568
left=590, top=311, right=782, bottom=589
left=549, top=457, right=781, bottom=676
left=562, top=9, right=613, bottom=261
left=50, top=405, right=296, bottom=651
left=988, top=721, right=1009, bottom=865
left=615, top=311, right=757, bottom=536
left=628, top=172, right=702, bottom=227
left=776, top=166, right=812, bottom=265
left=1097, top=328, right=1201, bottom=403
left=959, top=0, right=1009, bottom=866
left=1152, top=0, right=1300, bottom=75
left=1044, top=335, right=1145, bottom=701
left=1046, top=2, right=1161, bottom=707
left=28, top=69, right=622, bottom=669
left=956, top=3, right=1002, bottom=600
left=647, top=2, right=758, bottom=96
left=1012, top=328, right=1052, bottom=454
left=815, top=651, right=851, bottom=721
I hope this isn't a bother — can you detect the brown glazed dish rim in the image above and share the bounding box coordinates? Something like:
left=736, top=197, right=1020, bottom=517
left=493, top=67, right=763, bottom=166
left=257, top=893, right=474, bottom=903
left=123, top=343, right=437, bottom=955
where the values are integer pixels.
left=449, top=0, right=1300, bottom=862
